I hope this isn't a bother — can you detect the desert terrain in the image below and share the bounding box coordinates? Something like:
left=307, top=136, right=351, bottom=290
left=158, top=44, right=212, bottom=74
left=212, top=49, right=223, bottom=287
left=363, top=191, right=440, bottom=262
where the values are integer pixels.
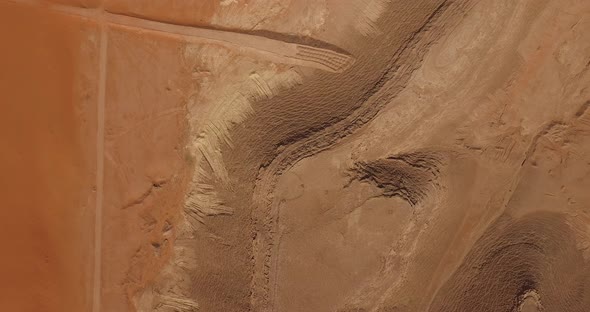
left=1, top=0, right=590, bottom=311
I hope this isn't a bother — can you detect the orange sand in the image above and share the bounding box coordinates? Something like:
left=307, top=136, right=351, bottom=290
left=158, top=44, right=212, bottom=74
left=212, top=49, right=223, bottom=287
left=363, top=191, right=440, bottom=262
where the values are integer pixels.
left=0, top=3, right=95, bottom=311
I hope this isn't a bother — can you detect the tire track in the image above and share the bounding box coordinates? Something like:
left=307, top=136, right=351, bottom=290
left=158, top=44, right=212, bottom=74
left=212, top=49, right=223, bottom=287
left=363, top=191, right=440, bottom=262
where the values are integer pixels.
left=234, top=1, right=477, bottom=310
left=4, top=0, right=355, bottom=73
left=92, top=8, right=107, bottom=312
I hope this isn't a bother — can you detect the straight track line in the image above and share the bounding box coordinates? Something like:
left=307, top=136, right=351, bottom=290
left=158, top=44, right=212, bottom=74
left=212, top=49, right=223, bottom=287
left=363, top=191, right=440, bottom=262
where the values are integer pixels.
left=92, top=13, right=108, bottom=312
left=4, top=0, right=354, bottom=73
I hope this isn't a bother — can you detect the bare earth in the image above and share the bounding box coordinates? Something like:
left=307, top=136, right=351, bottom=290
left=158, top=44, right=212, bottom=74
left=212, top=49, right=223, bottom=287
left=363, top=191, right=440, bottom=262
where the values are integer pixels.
left=1, top=0, right=590, bottom=311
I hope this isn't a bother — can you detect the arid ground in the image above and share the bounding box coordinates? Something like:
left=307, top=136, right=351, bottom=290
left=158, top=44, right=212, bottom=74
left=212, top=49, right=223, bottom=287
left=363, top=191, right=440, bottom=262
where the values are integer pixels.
left=1, top=0, right=590, bottom=311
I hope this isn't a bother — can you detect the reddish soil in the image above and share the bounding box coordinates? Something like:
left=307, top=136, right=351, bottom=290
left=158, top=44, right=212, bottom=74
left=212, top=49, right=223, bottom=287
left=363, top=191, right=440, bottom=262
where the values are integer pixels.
left=0, top=3, right=96, bottom=311
left=100, top=25, right=192, bottom=312
left=2, top=0, right=590, bottom=311
left=104, top=0, right=219, bottom=26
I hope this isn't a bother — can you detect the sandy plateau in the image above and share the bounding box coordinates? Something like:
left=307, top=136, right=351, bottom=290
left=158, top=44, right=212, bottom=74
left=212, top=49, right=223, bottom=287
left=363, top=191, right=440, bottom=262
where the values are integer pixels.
left=1, top=0, right=590, bottom=311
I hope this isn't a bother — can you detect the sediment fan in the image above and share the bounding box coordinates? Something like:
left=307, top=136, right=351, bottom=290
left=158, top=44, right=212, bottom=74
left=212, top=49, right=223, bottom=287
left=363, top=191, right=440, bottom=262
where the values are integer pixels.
left=429, top=212, right=590, bottom=312
left=351, top=151, right=443, bottom=206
